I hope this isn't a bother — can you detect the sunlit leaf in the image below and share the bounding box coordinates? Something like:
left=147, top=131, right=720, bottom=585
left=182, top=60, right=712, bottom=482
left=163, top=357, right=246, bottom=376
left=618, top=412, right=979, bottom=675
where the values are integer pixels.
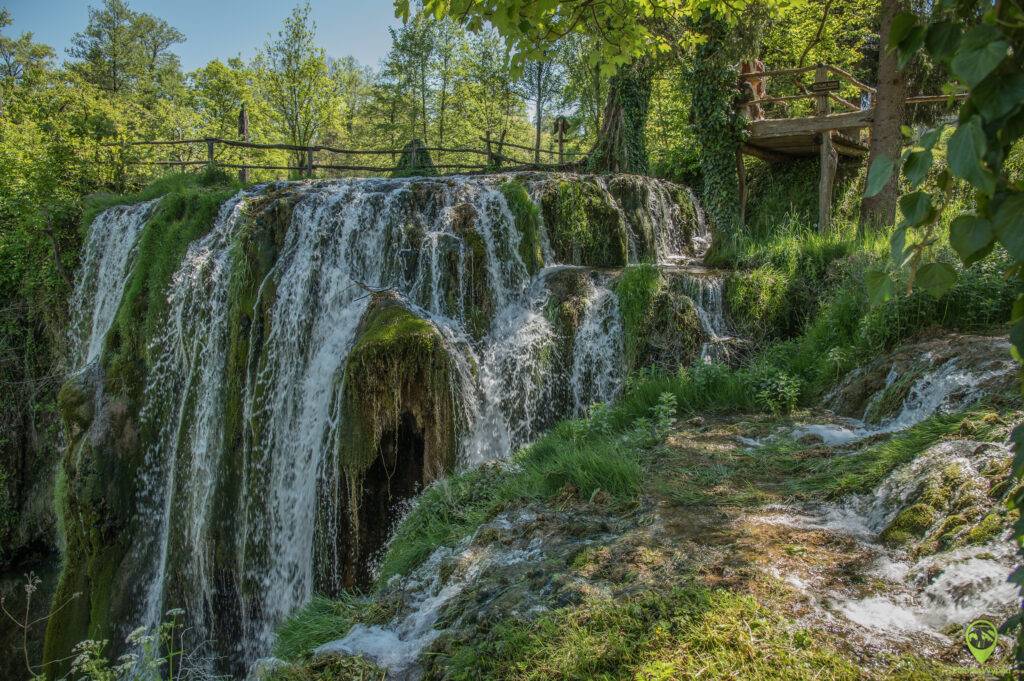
left=915, top=262, right=958, bottom=298
left=864, top=155, right=894, bottom=198
left=947, top=117, right=995, bottom=195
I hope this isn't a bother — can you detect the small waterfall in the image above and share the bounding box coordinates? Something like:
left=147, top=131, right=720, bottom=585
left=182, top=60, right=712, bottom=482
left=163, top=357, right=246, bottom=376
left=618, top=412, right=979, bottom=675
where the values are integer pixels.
left=571, top=284, right=624, bottom=415
left=678, top=273, right=731, bottom=363
left=67, top=199, right=159, bottom=368
left=61, top=174, right=703, bottom=673
left=792, top=355, right=1014, bottom=446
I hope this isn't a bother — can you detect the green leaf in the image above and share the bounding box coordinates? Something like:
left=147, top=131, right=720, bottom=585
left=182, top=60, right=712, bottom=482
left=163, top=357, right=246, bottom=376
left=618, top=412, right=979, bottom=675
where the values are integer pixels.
left=951, top=25, right=1009, bottom=87
left=889, top=12, right=919, bottom=48
left=915, top=262, right=958, bottom=297
left=949, top=214, right=995, bottom=265
left=898, top=191, right=933, bottom=227
left=865, top=269, right=894, bottom=306
left=947, top=117, right=995, bottom=195
left=994, top=193, right=1024, bottom=259
left=919, top=126, right=943, bottom=149
left=896, top=27, right=926, bottom=68
left=1011, top=319, right=1024, bottom=366
left=925, top=21, right=962, bottom=62
left=864, top=155, right=894, bottom=198
left=890, top=226, right=907, bottom=265
left=972, top=73, right=1024, bottom=123
left=903, top=149, right=933, bottom=189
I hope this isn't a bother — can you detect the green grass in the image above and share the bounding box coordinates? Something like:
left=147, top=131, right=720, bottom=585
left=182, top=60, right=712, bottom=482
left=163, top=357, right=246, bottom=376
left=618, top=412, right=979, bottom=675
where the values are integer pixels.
left=80, top=167, right=238, bottom=236
left=377, top=417, right=649, bottom=583
left=272, top=595, right=364, bottom=662
left=442, top=584, right=865, bottom=681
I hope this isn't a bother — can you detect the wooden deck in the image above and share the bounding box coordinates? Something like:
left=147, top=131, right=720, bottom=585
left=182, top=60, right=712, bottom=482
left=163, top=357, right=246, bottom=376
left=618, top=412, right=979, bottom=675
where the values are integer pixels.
left=744, top=110, right=871, bottom=160
left=736, top=63, right=963, bottom=230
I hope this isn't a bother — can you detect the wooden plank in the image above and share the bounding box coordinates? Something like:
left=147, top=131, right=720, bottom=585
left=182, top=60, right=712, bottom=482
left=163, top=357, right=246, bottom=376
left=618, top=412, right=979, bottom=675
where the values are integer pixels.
left=740, top=144, right=796, bottom=162
left=739, top=65, right=818, bottom=80
left=905, top=93, right=968, bottom=105
left=748, top=109, right=873, bottom=139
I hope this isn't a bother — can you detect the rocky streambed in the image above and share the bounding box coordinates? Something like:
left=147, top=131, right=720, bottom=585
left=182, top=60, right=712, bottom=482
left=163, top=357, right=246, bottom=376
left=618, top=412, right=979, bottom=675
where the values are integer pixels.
left=277, top=333, right=1021, bottom=680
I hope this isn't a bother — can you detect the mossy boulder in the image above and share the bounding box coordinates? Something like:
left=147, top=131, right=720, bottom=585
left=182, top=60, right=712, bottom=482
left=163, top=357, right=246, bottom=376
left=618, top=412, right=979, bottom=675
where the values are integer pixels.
left=540, top=180, right=628, bottom=267
left=881, top=503, right=936, bottom=545
left=614, top=265, right=704, bottom=373
left=322, top=295, right=464, bottom=587
left=499, top=180, right=544, bottom=275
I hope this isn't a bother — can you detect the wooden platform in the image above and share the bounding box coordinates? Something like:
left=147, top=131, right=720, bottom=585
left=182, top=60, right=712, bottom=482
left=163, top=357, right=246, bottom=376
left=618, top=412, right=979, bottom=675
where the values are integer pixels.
left=743, top=110, right=872, bottom=160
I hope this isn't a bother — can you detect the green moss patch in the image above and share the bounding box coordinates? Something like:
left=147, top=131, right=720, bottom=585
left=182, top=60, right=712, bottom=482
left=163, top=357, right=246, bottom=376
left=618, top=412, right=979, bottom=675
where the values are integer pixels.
left=441, top=586, right=862, bottom=680
left=499, top=181, right=544, bottom=276
left=540, top=180, right=628, bottom=267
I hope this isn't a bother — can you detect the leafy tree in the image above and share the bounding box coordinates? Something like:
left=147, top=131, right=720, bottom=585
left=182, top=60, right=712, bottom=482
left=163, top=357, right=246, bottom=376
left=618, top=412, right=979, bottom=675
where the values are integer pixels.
left=67, top=0, right=184, bottom=98
left=256, top=3, right=339, bottom=169
left=0, top=9, right=54, bottom=88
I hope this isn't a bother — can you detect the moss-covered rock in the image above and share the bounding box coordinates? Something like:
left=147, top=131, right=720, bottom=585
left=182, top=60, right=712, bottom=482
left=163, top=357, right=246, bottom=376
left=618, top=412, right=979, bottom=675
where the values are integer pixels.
left=499, top=181, right=544, bottom=276
left=881, top=503, right=936, bottom=544
left=540, top=180, right=628, bottom=268
left=324, top=295, right=464, bottom=587
left=392, top=139, right=437, bottom=178
left=614, top=265, right=704, bottom=373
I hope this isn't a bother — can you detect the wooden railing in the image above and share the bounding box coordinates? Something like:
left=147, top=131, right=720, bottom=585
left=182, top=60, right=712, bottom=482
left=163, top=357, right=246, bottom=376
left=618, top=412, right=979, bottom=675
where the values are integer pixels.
left=738, top=62, right=966, bottom=122
left=102, top=136, right=586, bottom=178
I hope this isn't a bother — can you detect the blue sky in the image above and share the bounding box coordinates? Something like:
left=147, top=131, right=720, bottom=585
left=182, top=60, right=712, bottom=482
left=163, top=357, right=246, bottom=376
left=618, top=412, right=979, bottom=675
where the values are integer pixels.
left=5, top=0, right=401, bottom=70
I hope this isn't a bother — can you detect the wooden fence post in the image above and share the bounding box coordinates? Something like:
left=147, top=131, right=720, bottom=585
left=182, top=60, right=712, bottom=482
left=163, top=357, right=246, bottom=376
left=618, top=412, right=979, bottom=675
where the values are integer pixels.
left=814, top=64, right=837, bottom=232
left=485, top=131, right=494, bottom=168
left=206, top=138, right=215, bottom=169
left=238, top=104, right=249, bottom=184
left=306, top=148, right=314, bottom=178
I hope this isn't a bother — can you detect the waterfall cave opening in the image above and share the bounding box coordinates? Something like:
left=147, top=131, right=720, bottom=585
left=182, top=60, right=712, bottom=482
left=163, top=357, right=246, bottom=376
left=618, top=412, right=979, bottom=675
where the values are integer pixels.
left=355, top=411, right=425, bottom=584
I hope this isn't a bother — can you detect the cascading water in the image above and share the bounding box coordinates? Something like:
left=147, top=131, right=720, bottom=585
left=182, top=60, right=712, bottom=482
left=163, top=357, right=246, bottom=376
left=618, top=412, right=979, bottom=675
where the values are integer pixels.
left=67, top=198, right=159, bottom=369
left=571, top=283, right=625, bottom=415
left=63, top=174, right=703, bottom=675
left=678, top=272, right=731, bottom=363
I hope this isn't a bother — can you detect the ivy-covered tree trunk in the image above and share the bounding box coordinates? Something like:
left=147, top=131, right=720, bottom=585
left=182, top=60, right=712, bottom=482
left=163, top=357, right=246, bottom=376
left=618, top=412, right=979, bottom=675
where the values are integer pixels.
left=859, top=0, right=908, bottom=234
left=587, top=59, right=654, bottom=174
left=687, top=18, right=745, bottom=253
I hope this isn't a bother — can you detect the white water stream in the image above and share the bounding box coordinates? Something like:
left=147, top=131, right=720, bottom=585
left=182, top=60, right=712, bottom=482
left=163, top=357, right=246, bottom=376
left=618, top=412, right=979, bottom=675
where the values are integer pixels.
left=68, top=198, right=160, bottom=369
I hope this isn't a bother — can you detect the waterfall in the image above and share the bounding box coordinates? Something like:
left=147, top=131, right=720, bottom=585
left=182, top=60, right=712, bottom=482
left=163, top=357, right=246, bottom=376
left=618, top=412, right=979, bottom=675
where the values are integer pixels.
left=571, top=284, right=624, bottom=415
left=68, top=199, right=159, bottom=368
left=678, top=272, right=731, bottom=363
left=62, top=174, right=702, bottom=674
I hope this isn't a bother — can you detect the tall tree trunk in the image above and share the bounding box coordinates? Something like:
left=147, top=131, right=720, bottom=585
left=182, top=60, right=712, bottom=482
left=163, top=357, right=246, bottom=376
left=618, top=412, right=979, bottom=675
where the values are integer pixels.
left=687, top=17, right=744, bottom=253
left=533, top=62, right=546, bottom=164
left=860, top=0, right=908, bottom=234
left=588, top=58, right=654, bottom=174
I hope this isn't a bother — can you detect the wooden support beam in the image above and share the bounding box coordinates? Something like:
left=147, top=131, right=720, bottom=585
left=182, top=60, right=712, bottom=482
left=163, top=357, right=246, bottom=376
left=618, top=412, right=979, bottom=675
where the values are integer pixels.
left=819, top=132, right=838, bottom=232
left=748, top=109, right=872, bottom=139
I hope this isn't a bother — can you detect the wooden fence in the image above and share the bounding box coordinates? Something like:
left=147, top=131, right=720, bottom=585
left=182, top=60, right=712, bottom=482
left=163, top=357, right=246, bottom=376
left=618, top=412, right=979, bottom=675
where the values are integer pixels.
left=101, top=109, right=587, bottom=181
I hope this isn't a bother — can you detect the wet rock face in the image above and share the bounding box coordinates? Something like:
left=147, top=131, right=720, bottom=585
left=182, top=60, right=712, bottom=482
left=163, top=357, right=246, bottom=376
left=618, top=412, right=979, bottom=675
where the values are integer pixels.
left=44, top=362, right=147, bottom=679
left=826, top=334, right=1016, bottom=420
left=320, top=295, right=464, bottom=590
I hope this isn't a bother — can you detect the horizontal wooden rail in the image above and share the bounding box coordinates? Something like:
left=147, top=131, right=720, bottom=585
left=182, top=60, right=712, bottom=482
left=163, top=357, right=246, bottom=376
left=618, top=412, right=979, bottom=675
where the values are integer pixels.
left=478, top=136, right=584, bottom=157
left=905, top=93, right=969, bottom=105
left=102, top=136, right=496, bottom=157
